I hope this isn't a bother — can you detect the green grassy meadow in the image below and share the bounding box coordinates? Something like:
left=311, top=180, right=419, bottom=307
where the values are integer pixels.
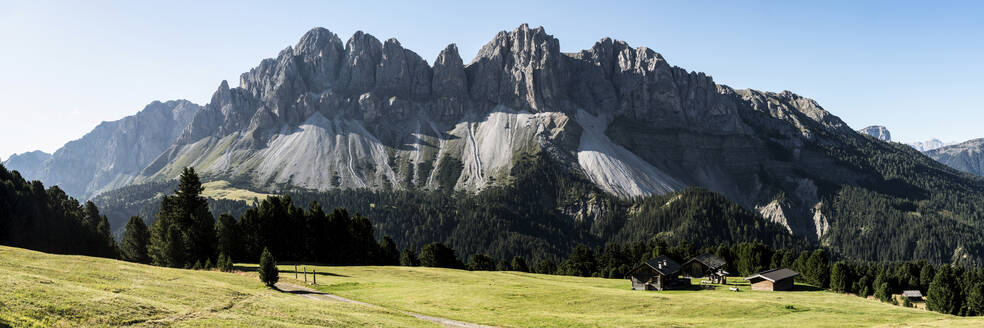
left=201, top=180, right=271, bottom=204
left=293, top=265, right=984, bottom=328
left=0, top=246, right=430, bottom=327
left=2, top=245, right=983, bottom=327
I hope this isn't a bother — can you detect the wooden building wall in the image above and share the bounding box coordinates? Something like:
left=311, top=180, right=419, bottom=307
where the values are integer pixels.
left=750, top=279, right=773, bottom=291
left=750, top=278, right=794, bottom=291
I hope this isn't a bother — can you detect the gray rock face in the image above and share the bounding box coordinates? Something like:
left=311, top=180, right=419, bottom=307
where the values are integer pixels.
left=13, top=100, right=200, bottom=199
left=925, top=138, right=984, bottom=176
left=129, top=24, right=893, bottom=242
left=858, top=125, right=891, bottom=141
left=35, top=24, right=965, bottom=244
left=2, top=150, right=51, bottom=179
left=432, top=44, right=467, bottom=97
left=909, top=139, right=947, bottom=152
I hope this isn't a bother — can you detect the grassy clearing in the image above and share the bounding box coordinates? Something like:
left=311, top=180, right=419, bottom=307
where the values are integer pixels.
left=0, top=246, right=431, bottom=327
left=201, top=180, right=271, bottom=204
left=290, top=265, right=984, bottom=328
left=3, top=244, right=983, bottom=327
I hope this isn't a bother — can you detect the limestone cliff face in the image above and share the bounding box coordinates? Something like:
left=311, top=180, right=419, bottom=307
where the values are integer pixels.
left=17, top=25, right=931, bottom=243
left=925, top=138, right=984, bottom=176
left=126, top=25, right=884, bottom=241
left=858, top=125, right=891, bottom=141
left=5, top=100, right=200, bottom=199
left=2, top=151, right=51, bottom=180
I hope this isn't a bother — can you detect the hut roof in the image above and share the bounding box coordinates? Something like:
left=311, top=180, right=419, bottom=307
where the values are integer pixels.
left=686, top=253, right=727, bottom=270
left=902, top=290, right=923, bottom=298
left=631, top=256, right=681, bottom=276
left=744, top=268, right=800, bottom=282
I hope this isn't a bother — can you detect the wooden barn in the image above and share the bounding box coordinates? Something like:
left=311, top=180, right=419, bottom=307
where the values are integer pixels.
left=744, top=268, right=799, bottom=291
left=902, top=290, right=924, bottom=302
left=628, top=256, right=688, bottom=291
left=682, top=253, right=729, bottom=284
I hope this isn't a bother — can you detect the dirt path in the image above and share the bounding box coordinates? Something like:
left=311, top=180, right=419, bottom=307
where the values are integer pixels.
left=275, top=282, right=495, bottom=328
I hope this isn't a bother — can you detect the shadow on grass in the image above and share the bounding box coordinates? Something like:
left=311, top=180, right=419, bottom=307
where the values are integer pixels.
left=281, top=288, right=333, bottom=296
left=234, top=265, right=349, bottom=277
left=790, top=284, right=825, bottom=292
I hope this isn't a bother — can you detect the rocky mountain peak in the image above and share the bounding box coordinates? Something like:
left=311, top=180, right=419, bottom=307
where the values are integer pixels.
left=294, top=27, right=343, bottom=56
left=375, top=37, right=432, bottom=99
left=432, top=44, right=467, bottom=97
left=339, top=31, right=384, bottom=94
left=858, top=125, right=891, bottom=141
left=466, top=24, right=567, bottom=112
left=1, top=150, right=52, bottom=180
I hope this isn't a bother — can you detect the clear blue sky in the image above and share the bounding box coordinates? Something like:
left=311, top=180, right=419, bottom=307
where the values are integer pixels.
left=2, top=0, right=982, bottom=161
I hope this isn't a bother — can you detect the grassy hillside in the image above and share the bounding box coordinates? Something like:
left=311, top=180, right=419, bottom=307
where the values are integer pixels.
left=0, top=246, right=429, bottom=327
left=296, top=265, right=983, bottom=328
left=201, top=180, right=271, bottom=204
left=3, top=245, right=984, bottom=327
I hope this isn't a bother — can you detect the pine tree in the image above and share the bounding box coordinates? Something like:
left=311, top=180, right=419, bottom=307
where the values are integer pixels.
left=497, top=260, right=512, bottom=271
left=176, top=168, right=216, bottom=265
left=147, top=168, right=216, bottom=268
left=806, top=249, right=830, bottom=288
left=927, top=264, right=961, bottom=315
left=830, top=261, right=849, bottom=293
left=258, top=247, right=279, bottom=287
left=536, top=259, right=557, bottom=275
left=468, top=254, right=496, bottom=271
left=120, top=216, right=150, bottom=263
left=419, top=242, right=459, bottom=268
left=559, top=244, right=596, bottom=277
left=875, top=282, right=891, bottom=303
left=919, top=264, right=935, bottom=291
left=215, top=213, right=239, bottom=261
left=511, top=256, right=529, bottom=273
left=400, top=247, right=419, bottom=266
left=378, top=236, right=400, bottom=265
left=966, top=281, right=984, bottom=316
left=217, top=252, right=234, bottom=272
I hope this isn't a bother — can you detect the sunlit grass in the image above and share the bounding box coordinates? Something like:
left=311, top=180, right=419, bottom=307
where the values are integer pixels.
left=288, top=264, right=984, bottom=328
left=0, top=246, right=431, bottom=327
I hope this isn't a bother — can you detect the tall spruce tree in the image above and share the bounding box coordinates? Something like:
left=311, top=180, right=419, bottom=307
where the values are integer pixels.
left=830, top=261, right=849, bottom=293
left=400, top=247, right=419, bottom=266
left=927, top=264, right=961, bottom=315
left=215, top=213, right=239, bottom=261
left=148, top=168, right=216, bottom=267
left=806, top=249, right=830, bottom=288
left=378, top=236, right=400, bottom=265
left=120, top=216, right=150, bottom=263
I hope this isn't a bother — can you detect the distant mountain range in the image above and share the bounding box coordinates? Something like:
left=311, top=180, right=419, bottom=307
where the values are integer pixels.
left=856, top=125, right=981, bottom=175
left=5, top=25, right=984, bottom=264
left=3, top=100, right=200, bottom=199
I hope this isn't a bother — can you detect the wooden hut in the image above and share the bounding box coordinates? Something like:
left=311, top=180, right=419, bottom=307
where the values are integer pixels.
left=682, top=253, right=729, bottom=284
left=744, top=268, right=799, bottom=291
left=902, top=290, right=924, bottom=302
left=628, top=256, right=688, bottom=291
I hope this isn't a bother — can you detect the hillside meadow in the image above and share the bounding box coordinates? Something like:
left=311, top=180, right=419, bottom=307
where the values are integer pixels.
left=2, top=245, right=983, bottom=327
left=0, top=246, right=429, bottom=327
left=284, top=264, right=984, bottom=327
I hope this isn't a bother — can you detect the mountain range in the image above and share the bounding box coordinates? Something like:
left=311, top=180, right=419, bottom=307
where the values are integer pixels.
left=856, top=125, right=983, bottom=176
left=5, top=25, right=984, bottom=264
left=3, top=100, right=200, bottom=199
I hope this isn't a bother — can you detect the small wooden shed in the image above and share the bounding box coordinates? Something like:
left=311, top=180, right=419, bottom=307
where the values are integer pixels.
left=902, top=290, right=924, bottom=302
left=682, top=253, right=729, bottom=284
left=744, top=268, right=799, bottom=291
left=628, top=256, right=688, bottom=291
